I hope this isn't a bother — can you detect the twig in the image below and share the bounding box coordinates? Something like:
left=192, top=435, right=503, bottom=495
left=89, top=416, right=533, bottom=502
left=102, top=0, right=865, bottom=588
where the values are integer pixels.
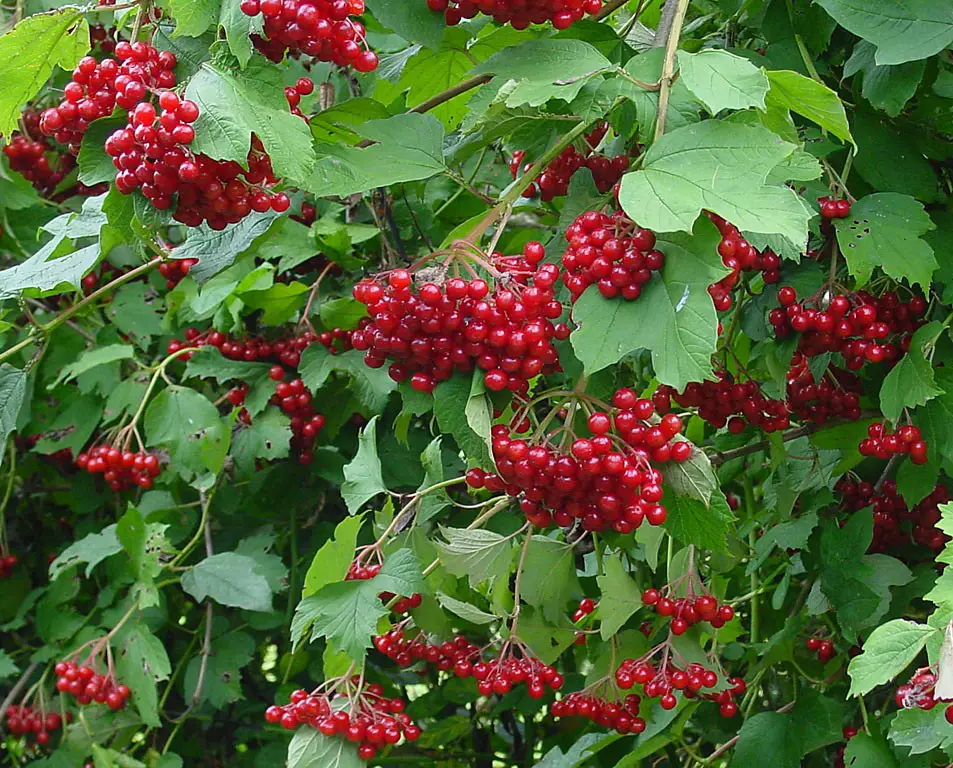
left=408, top=75, right=493, bottom=115
left=709, top=424, right=817, bottom=466
left=654, top=0, right=690, bottom=141
left=594, top=0, right=633, bottom=20
left=0, top=663, right=39, bottom=733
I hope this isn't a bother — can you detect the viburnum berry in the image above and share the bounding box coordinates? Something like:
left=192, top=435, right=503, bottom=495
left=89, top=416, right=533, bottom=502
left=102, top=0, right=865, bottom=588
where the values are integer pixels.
left=241, top=0, right=379, bottom=72
left=426, top=0, right=603, bottom=30
left=562, top=207, right=661, bottom=302
left=706, top=213, right=781, bottom=310
left=157, top=257, right=198, bottom=290
left=769, top=287, right=926, bottom=370
left=55, top=660, right=131, bottom=711
left=264, top=680, right=418, bottom=761
left=374, top=628, right=481, bottom=672
left=512, top=122, right=629, bottom=202
left=859, top=421, right=928, bottom=465
left=551, top=691, right=646, bottom=734
left=3, top=703, right=69, bottom=747
left=894, top=667, right=949, bottom=712
left=836, top=478, right=949, bottom=554
left=75, top=444, right=162, bottom=491
left=805, top=636, right=836, bottom=663
left=40, top=44, right=178, bottom=152
left=0, top=552, right=18, bottom=579
left=469, top=387, right=691, bottom=534
left=346, top=558, right=422, bottom=615
left=818, top=196, right=852, bottom=219
left=352, top=243, right=565, bottom=395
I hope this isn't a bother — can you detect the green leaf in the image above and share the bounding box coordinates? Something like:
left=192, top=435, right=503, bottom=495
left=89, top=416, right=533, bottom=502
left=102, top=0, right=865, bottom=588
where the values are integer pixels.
left=731, top=712, right=801, bottom=768
left=114, top=625, right=171, bottom=728
left=287, top=727, right=362, bottom=768
left=416, top=438, right=451, bottom=524
left=181, top=552, right=275, bottom=612
left=51, top=344, right=136, bottom=389
left=618, top=120, right=812, bottom=245
left=765, top=70, right=853, bottom=145
left=182, top=346, right=274, bottom=415
left=104, top=283, right=165, bottom=349
left=472, top=39, right=612, bottom=107
left=365, top=0, right=445, bottom=48
left=0, top=364, right=27, bottom=466
left=814, top=0, right=953, bottom=65
left=835, top=193, right=937, bottom=289
left=165, top=0, right=220, bottom=37
left=879, top=322, right=944, bottom=423
left=49, top=525, right=121, bottom=580
left=569, top=219, right=731, bottom=387
left=843, top=40, right=926, bottom=117
left=144, top=387, right=230, bottom=480
left=676, top=49, right=769, bottom=114
left=888, top=706, right=950, bottom=755
left=843, top=732, right=900, bottom=767
left=434, top=526, right=514, bottom=588
left=0, top=241, right=101, bottom=299
left=218, top=0, right=260, bottom=67
left=116, top=505, right=168, bottom=585
left=183, top=630, right=255, bottom=708
left=307, top=114, right=447, bottom=197
left=299, top=346, right=396, bottom=413
left=521, top=535, right=581, bottom=623
left=77, top=117, right=127, bottom=186
left=662, top=442, right=716, bottom=505
left=435, top=592, right=498, bottom=625
left=184, top=60, right=314, bottom=186
left=235, top=532, right=288, bottom=594
left=663, top=488, right=736, bottom=554
left=341, top=416, right=387, bottom=514
left=298, top=548, right=423, bottom=660
left=175, top=211, right=280, bottom=283
left=0, top=649, right=18, bottom=680
left=852, top=119, right=940, bottom=202
left=303, top=515, right=364, bottom=598
left=241, top=282, right=309, bottom=325
left=596, top=553, right=642, bottom=640
left=433, top=370, right=492, bottom=466
left=231, top=410, right=292, bottom=475
left=847, top=619, right=936, bottom=697
left=0, top=10, right=90, bottom=139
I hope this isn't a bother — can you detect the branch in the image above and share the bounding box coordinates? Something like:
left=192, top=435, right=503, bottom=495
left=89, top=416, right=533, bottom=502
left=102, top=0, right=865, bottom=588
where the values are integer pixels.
left=653, top=0, right=690, bottom=141
left=593, top=0, right=632, bottom=20
left=708, top=424, right=818, bottom=466
left=408, top=74, right=493, bottom=115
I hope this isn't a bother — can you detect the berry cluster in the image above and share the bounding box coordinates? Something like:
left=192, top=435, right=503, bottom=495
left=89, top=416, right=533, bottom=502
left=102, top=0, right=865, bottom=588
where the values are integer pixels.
left=39, top=44, right=177, bottom=152
left=836, top=479, right=949, bottom=554
left=511, top=123, right=628, bottom=202
left=89, top=23, right=120, bottom=56
left=345, top=561, right=423, bottom=616
left=770, top=288, right=926, bottom=368
left=785, top=354, right=863, bottom=425
left=895, top=668, right=953, bottom=724
left=707, top=213, right=781, bottom=311
left=270, top=376, right=327, bottom=465
left=704, top=676, right=745, bottom=718
left=615, top=658, right=719, bottom=710
left=561, top=209, right=662, bottom=302
left=654, top=374, right=790, bottom=435
left=75, top=445, right=162, bottom=491
left=3, top=705, right=67, bottom=747
left=3, top=130, right=74, bottom=196
left=469, top=390, right=692, bottom=533
left=352, top=245, right=566, bottom=394
left=858, top=421, right=928, bottom=465
left=458, top=653, right=564, bottom=698
left=54, top=661, right=131, bottom=711
left=0, top=552, right=18, bottom=578
left=805, top=636, right=836, bottom=663
left=640, top=590, right=735, bottom=634
left=373, top=629, right=481, bottom=672
left=284, top=77, right=315, bottom=120
left=818, top=196, right=852, bottom=219
left=157, top=257, right=198, bottom=290
left=169, top=326, right=350, bottom=367
left=107, top=93, right=290, bottom=228
left=240, top=0, right=379, bottom=72
left=426, top=0, right=603, bottom=29
left=551, top=692, right=646, bottom=734
left=265, top=683, right=419, bottom=761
